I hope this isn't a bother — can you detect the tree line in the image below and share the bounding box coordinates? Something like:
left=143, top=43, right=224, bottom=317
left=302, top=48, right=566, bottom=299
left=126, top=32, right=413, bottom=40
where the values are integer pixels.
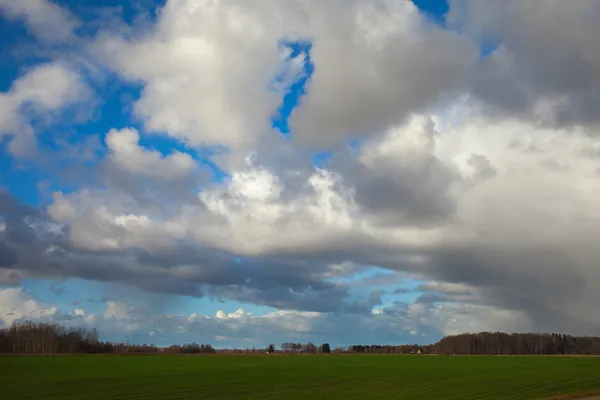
left=0, top=321, right=112, bottom=355
left=345, top=333, right=600, bottom=355
left=0, top=321, right=213, bottom=355
left=3, top=321, right=600, bottom=356
left=432, top=332, right=600, bottom=355
left=279, top=342, right=331, bottom=354
left=167, top=343, right=216, bottom=354
left=346, top=344, right=432, bottom=354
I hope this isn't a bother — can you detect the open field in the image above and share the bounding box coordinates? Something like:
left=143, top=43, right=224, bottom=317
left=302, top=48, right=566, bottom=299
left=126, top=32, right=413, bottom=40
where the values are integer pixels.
left=2, top=355, right=600, bottom=400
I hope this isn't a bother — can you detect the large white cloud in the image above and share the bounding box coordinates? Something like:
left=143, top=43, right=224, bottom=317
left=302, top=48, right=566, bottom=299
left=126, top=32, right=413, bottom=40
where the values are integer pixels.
left=91, top=0, right=479, bottom=166
left=92, top=0, right=309, bottom=167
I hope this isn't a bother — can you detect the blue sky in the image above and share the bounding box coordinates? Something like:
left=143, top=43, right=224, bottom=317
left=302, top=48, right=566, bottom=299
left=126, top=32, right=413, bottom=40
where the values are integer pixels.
left=3, top=0, right=597, bottom=348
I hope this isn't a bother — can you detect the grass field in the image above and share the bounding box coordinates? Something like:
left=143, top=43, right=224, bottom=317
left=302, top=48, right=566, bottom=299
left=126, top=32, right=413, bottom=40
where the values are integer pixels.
left=2, top=355, right=600, bottom=400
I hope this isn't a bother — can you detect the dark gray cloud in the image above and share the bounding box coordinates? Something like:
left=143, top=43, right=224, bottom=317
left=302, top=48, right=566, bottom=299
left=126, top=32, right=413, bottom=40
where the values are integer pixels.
left=288, top=0, right=478, bottom=148
left=335, top=153, right=458, bottom=227
left=0, top=190, right=381, bottom=314
left=449, top=0, right=600, bottom=128
left=0, top=241, right=17, bottom=267
left=408, top=243, right=600, bottom=336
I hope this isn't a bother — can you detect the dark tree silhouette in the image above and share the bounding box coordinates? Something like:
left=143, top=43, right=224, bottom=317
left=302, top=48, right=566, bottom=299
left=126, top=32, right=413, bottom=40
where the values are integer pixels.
left=3, top=322, right=599, bottom=356
left=433, top=332, right=600, bottom=355
left=320, top=343, right=331, bottom=353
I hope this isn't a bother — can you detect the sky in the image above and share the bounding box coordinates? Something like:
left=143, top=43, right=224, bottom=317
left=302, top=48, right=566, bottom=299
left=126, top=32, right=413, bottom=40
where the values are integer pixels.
left=1, top=0, right=600, bottom=349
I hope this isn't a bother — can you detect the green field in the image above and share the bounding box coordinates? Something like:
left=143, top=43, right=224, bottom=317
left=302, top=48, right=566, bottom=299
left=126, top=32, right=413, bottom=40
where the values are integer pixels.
left=2, top=355, right=599, bottom=400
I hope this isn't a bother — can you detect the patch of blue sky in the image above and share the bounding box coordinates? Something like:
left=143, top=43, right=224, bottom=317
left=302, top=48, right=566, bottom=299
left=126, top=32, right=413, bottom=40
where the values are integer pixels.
left=271, top=40, right=314, bottom=136
left=412, top=0, right=449, bottom=26
left=138, top=133, right=229, bottom=183
left=0, top=0, right=166, bottom=92
left=346, top=138, right=365, bottom=156
left=19, top=278, right=110, bottom=315
left=0, top=22, right=56, bottom=91
left=0, top=83, right=141, bottom=206
left=183, top=296, right=277, bottom=318
left=327, top=266, right=423, bottom=306
left=313, top=152, right=333, bottom=169
left=0, top=23, right=28, bottom=92
left=380, top=276, right=423, bottom=307
left=329, top=266, right=395, bottom=284
left=17, top=277, right=278, bottom=319
left=411, top=0, right=501, bottom=59
left=330, top=266, right=418, bottom=294
left=479, top=41, right=500, bottom=59
left=54, top=0, right=166, bottom=34
left=0, top=146, right=42, bottom=206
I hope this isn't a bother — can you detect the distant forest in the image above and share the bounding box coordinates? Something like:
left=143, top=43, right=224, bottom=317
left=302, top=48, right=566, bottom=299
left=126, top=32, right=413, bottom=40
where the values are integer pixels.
left=1, top=321, right=600, bottom=356
left=348, top=332, right=600, bottom=356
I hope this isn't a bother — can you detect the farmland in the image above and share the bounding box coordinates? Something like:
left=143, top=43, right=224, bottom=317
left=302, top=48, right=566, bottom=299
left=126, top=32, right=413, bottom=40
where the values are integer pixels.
left=2, top=355, right=600, bottom=400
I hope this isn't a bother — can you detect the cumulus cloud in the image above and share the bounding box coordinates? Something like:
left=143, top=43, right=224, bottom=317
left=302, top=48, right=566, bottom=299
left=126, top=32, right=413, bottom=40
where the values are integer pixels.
left=105, top=128, right=196, bottom=180
left=3, top=104, right=600, bottom=337
left=90, top=0, right=479, bottom=165
left=0, top=288, right=58, bottom=326
left=0, top=0, right=79, bottom=43
left=336, top=115, right=461, bottom=226
left=288, top=0, right=478, bottom=148
left=46, top=111, right=600, bottom=334
left=0, top=62, right=89, bottom=156
left=92, top=0, right=306, bottom=167
left=10, top=62, right=86, bottom=110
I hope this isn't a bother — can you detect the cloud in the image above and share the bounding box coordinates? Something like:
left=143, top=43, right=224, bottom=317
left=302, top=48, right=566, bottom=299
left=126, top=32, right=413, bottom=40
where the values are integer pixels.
left=0, top=62, right=89, bottom=156
left=333, top=115, right=461, bottom=226
left=105, top=127, right=196, bottom=180
left=92, top=0, right=307, bottom=167
left=448, top=0, right=600, bottom=127
left=10, top=62, right=85, bottom=109
left=90, top=0, right=479, bottom=166
left=0, top=0, right=79, bottom=43
left=288, top=0, right=478, bottom=148
left=3, top=110, right=589, bottom=335
left=0, top=287, right=58, bottom=326
left=0, top=287, right=438, bottom=346
left=1, top=189, right=375, bottom=314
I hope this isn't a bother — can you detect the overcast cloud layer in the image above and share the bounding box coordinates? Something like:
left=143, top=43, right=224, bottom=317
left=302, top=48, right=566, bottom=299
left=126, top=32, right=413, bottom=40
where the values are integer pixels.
left=2, top=0, right=600, bottom=347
